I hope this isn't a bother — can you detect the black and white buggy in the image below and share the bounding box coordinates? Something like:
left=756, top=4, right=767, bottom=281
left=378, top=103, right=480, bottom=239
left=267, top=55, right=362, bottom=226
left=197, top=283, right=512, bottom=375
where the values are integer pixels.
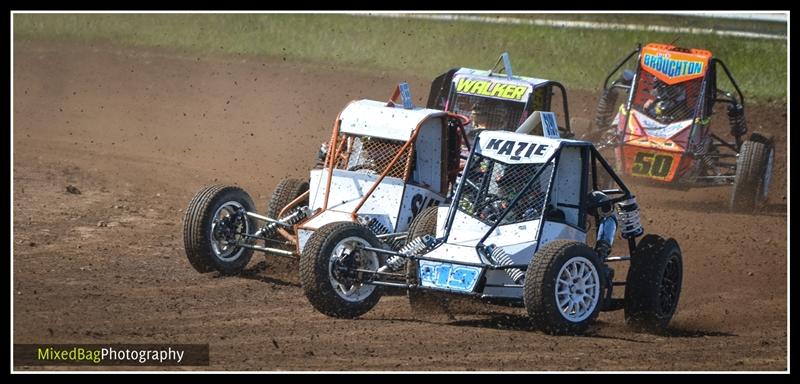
left=427, top=52, right=575, bottom=140
left=299, top=113, right=684, bottom=335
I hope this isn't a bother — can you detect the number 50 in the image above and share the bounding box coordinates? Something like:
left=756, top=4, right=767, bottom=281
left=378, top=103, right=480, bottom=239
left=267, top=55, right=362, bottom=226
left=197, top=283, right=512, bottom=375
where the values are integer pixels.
left=632, top=152, right=673, bottom=178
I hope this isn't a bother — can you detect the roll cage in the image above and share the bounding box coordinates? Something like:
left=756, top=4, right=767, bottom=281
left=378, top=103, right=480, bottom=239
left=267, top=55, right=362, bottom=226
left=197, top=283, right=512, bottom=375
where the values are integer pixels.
left=602, top=43, right=748, bottom=151
left=313, top=104, right=470, bottom=221
left=427, top=53, right=574, bottom=138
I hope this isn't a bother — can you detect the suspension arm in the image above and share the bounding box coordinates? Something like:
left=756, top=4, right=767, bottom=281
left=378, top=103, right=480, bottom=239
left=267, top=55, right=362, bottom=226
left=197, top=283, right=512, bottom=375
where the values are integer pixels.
left=356, top=245, right=529, bottom=271
left=244, top=211, right=294, bottom=227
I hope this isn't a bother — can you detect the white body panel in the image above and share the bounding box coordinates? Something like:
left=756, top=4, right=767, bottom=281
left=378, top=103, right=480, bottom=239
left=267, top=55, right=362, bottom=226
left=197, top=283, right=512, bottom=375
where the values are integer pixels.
left=397, top=185, right=445, bottom=232
left=412, top=122, right=444, bottom=194
left=307, top=168, right=403, bottom=229
left=538, top=221, right=587, bottom=248
left=549, top=145, right=584, bottom=227
left=475, top=130, right=559, bottom=164
left=631, top=110, right=693, bottom=139
left=339, top=100, right=446, bottom=142
left=301, top=168, right=445, bottom=252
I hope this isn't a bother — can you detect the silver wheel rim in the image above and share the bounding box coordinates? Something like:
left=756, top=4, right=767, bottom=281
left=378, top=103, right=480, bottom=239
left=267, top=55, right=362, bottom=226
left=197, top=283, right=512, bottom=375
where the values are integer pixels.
left=209, top=201, right=248, bottom=261
left=328, top=236, right=378, bottom=302
left=555, top=256, right=600, bottom=322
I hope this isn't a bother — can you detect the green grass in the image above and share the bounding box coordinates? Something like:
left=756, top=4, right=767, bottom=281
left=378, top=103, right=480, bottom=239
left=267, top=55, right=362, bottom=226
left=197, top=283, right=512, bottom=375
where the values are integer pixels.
left=13, top=13, right=787, bottom=103
left=482, top=13, right=788, bottom=35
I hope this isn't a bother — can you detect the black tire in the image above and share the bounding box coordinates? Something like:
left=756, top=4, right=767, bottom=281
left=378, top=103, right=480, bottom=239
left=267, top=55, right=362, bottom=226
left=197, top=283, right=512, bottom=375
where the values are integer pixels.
left=731, top=136, right=774, bottom=212
left=264, top=178, right=309, bottom=251
left=587, top=87, right=623, bottom=190
left=404, top=206, right=450, bottom=316
left=524, top=240, right=605, bottom=335
left=183, top=184, right=255, bottom=275
left=624, top=234, right=683, bottom=333
left=265, top=178, right=309, bottom=220
left=406, top=206, right=438, bottom=243
left=299, top=222, right=383, bottom=318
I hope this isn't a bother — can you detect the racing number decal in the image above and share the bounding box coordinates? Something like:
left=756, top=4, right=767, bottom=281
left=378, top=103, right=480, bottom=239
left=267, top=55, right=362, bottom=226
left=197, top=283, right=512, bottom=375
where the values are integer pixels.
left=631, top=152, right=674, bottom=178
left=419, top=262, right=480, bottom=292
left=409, top=193, right=440, bottom=223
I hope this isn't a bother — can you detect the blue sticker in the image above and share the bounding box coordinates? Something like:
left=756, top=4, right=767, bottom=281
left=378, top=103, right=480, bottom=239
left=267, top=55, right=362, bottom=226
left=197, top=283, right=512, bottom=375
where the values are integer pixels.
left=642, top=53, right=704, bottom=79
left=418, top=261, right=481, bottom=292
left=399, top=82, right=414, bottom=109
left=540, top=112, right=560, bottom=138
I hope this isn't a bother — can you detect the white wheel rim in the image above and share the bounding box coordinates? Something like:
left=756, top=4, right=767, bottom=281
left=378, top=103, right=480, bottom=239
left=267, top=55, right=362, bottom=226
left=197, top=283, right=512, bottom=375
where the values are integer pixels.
left=328, top=236, right=378, bottom=302
left=209, top=201, right=248, bottom=261
left=555, top=256, right=600, bottom=322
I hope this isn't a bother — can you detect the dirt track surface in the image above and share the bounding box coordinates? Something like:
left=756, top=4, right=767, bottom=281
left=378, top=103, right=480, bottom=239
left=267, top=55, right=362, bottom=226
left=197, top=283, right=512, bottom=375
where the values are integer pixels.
left=13, top=41, right=788, bottom=371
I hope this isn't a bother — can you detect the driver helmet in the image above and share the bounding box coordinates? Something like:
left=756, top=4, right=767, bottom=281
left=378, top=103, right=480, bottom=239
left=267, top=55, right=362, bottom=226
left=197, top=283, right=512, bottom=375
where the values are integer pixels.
left=468, top=102, right=511, bottom=138
left=651, top=84, right=687, bottom=120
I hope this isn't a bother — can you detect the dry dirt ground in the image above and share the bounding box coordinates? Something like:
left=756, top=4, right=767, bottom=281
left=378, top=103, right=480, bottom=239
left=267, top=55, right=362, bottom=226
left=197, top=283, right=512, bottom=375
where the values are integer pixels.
left=12, top=41, right=788, bottom=371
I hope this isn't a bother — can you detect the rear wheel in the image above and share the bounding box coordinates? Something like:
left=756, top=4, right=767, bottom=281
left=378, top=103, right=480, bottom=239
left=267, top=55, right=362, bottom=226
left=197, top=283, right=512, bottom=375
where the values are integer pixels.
left=588, top=86, right=622, bottom=142
left=731, top=134, right=774, bottom=212
left=183, top=184, right=255, bottom=275
left=299, top=222, right=383, bottom=318
left=266, top=178, right=309, bottom=220
left=265, top=178, right=309, bottom=248
left=524, top=241, right=604, bottom=335
left=586, top=87, right=625, bottom=189
left=624, top=234, right=683, bottom=333
left=406, top=206, right=438, bottom=243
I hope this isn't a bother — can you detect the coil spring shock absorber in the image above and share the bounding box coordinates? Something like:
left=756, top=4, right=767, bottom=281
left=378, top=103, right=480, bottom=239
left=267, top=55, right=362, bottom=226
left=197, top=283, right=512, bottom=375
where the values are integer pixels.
left=616, top=197, right=644, bottom=239
left=484, top=245, right=524, bottom=284
left=261, top=207, right=308, bottom=238
left=378, top=235, right=434, bottom=273
left=366, top=218, right=390, bottom=236
left=588, top=191, right=617, bottom=259
left=727, top=103, right=748, bottom=139
left=366, top=218, right=404, bottom=250
left=692, top=136, right=718, bottom=176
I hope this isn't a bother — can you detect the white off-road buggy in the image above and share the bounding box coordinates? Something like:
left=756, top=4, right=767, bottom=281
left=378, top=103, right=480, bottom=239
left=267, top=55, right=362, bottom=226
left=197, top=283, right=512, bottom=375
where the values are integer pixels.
left=299, top=113, right=683, bottom=335
left=182, top=84, right=470, bottom=275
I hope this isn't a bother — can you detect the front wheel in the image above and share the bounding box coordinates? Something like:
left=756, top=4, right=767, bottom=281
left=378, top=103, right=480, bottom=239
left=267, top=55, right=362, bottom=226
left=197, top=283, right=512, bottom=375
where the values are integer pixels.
left=731, top=135, right=774, bottom=212
left=524, top=241, right=605, bottom=335
left=624, top=234, right=683, bottom=333
left=183, top=184, right=255, bottom=275
left=299, top=222, right=383, bottom=318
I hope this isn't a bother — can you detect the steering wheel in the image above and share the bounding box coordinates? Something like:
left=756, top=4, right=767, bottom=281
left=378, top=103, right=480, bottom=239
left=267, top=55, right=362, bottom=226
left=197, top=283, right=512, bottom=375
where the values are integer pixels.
left=462, top=177, right=481, bottom=193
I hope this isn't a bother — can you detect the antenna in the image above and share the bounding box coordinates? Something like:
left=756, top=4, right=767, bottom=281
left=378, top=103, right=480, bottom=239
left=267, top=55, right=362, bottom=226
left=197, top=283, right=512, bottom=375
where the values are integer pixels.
left=669, top=36, right=681, bottom=46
